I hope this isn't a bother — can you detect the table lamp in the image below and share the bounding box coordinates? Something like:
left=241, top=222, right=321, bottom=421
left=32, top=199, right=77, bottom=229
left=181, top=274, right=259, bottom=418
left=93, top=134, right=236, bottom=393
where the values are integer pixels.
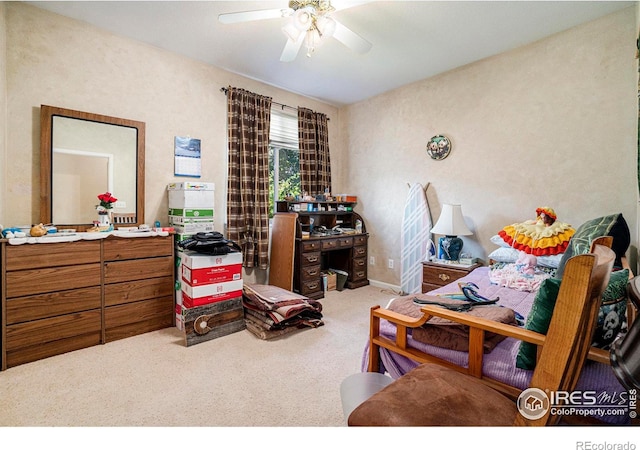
left=430, top=204, right=472, bottom=261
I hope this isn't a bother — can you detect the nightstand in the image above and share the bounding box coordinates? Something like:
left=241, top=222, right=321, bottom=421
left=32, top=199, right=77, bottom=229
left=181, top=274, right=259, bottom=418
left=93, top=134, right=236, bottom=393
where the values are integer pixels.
left=422, top=261, right=481, bottom=293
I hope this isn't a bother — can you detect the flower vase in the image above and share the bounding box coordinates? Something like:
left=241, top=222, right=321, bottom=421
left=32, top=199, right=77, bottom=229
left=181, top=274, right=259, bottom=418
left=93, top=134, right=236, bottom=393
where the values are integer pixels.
left=98, top=212, right=110, bottom=227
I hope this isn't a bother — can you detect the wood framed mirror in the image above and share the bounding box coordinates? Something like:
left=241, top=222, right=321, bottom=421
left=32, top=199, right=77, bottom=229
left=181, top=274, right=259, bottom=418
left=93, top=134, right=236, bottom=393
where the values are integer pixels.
left=40, top=105, right=145, bottom=230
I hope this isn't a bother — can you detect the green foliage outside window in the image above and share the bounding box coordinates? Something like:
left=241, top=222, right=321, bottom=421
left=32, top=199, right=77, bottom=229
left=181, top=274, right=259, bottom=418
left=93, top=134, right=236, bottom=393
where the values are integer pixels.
left=269, top=145, right=301, bottom=217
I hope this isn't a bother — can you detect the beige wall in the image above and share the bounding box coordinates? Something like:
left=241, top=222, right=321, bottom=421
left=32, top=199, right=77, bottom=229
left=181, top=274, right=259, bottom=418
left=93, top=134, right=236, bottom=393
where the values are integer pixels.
left=2, top=3, right=638, bottom=288
left=1, top=3, right=339, bottom=228
left=341, top=6, right=638, bottom=286
left=0, top=3, right=7, bottom=230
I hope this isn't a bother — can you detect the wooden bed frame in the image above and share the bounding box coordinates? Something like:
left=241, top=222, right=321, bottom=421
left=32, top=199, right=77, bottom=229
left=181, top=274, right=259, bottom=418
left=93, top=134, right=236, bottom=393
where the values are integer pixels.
left=365, top=236, right=635, bottom=402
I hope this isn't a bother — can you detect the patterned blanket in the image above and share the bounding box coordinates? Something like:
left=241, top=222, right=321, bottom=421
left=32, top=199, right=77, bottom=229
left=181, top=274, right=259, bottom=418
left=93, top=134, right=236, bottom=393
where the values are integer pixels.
left=242, top=284, right=324, bottom=340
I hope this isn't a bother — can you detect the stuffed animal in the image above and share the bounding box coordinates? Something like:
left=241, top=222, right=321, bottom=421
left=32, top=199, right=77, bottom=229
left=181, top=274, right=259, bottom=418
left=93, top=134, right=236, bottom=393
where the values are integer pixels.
left=30, top=223, right=47, bottom=237
left=516, top=251, right=537, bottom=275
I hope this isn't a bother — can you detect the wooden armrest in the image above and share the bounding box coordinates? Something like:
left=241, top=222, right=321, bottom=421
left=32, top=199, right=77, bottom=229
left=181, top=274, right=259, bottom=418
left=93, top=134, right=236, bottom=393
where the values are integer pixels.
left=418, top=305, right=545, bottom=346
left=369, top=303, right=610, bottom=375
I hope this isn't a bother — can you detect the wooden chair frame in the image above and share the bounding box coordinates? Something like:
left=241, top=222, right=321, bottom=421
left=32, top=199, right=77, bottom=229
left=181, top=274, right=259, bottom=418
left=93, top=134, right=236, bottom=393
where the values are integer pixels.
left=366, top=237, right=620, bottom=402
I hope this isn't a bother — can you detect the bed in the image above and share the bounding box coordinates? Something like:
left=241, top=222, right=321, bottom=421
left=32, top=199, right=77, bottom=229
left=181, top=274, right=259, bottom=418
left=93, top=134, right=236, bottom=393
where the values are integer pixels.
left=360, top=223, right=634, bottom=425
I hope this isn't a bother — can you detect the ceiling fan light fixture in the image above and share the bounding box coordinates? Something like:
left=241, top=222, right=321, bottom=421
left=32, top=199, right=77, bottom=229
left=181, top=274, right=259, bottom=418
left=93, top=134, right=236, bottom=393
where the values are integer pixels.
left=315, top=15, right=336, bottom=38
left=293, top=6, right=315, bottom=31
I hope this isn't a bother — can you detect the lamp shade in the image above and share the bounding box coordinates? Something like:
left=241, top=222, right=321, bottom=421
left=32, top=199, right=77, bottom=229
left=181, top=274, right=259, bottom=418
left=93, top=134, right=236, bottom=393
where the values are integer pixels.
left=430, top=204, right=472, bottom=236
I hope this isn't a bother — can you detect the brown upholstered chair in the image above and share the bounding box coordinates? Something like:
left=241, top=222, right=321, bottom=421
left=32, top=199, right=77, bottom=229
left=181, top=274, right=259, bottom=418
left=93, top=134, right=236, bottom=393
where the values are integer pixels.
left=348, top=243, right=615, bottom=426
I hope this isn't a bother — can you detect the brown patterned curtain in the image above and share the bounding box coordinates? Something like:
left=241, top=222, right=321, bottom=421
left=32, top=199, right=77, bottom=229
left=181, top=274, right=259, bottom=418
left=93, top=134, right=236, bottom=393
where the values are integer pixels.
left=298, top=107, right=331, bottom=196
left=226, top=87, right=272, bottom=269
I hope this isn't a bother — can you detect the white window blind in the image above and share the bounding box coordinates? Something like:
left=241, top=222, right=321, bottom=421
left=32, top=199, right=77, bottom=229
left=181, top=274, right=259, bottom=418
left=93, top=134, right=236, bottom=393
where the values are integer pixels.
left=270, top=108, right=298, bottom=149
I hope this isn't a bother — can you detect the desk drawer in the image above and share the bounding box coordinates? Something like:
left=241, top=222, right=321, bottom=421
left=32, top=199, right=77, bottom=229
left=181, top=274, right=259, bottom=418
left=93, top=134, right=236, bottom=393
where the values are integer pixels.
left=299, top=279, right=322, bottom=296
left=351, top=266, right=368, bottom=282
left=352, top=257, right=367, bottom=271
left=300, top=251, right=321, bottom=265
left=301, top=241, right=322, bottom=252
left=353, top=245, right=367, bottom=258
left=354, top=235, right=367, bottom=246
left=321, top=239, right=338, bottom=250
left=338, top=237, right=353, bottom=248
left=300, top=264, right=321, bottom=281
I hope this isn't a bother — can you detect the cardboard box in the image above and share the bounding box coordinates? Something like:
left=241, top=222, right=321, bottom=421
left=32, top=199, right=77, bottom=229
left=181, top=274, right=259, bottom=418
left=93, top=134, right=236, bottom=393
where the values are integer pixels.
left=168, top=208, right=214, bottom=218
left=167, top=182, right=215, bottom=209
left=181, top=279, right=244, bottom=308
left=181, top=297, right=246, bottom=346
left=183, top=264, right=242, bottom=285
left=172, top=222, right=215, bottom=234
left=168, top=215, right=215, bottom=226
left=181, top=251, right=243, bottom=270
left=325, top=272, right=337, bottom=291
left=182, top=289, right=243, bottom=308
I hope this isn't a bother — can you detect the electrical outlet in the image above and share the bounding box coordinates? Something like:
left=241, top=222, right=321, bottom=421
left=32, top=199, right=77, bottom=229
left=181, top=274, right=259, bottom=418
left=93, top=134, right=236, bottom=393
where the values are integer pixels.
left=369, top=256, right=375, bottom=265
left=388, top=259, right=394, bottom=269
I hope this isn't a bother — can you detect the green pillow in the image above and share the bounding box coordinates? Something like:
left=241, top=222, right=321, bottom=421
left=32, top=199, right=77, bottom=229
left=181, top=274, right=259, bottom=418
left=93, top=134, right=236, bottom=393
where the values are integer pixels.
left=516, top=269, right=629, bottom=370
left=516, top=277, right=561, bottom=370
left=555, top=214, right=621, bottom=279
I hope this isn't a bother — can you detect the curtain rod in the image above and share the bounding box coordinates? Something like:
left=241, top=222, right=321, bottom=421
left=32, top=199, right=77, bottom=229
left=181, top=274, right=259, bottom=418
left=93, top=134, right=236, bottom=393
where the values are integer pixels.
left=219, top=87, right=329, bottom=120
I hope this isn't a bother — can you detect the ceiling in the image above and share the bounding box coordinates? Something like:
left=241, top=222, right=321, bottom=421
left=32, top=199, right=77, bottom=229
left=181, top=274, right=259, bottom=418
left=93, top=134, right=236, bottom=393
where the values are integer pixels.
left=26, top=0, right=635, bottom=107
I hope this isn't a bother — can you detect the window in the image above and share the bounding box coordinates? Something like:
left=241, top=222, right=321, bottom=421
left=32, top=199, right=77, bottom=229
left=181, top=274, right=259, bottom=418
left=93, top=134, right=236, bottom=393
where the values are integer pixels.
left=269, top=108, right=300, bottom=217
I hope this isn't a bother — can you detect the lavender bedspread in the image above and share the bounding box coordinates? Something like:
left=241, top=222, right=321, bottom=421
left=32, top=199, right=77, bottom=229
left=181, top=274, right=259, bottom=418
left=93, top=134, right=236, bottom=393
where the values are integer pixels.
left=360, top=267, right=629, bottom=424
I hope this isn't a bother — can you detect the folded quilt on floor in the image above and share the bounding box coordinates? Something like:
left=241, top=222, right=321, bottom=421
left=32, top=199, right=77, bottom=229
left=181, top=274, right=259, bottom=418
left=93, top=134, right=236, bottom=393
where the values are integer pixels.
left=242, top=284, right=324, bottom=339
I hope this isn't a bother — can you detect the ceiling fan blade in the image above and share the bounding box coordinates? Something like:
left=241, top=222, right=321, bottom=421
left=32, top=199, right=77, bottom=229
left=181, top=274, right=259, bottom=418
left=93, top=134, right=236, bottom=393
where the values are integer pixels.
left=280, top=35, right=305, bottom=62
left=218, top=8, right=288, bottom=24
left=331, top=0, right=373, bottom=12
left=332, top=20, right=372, bottom=54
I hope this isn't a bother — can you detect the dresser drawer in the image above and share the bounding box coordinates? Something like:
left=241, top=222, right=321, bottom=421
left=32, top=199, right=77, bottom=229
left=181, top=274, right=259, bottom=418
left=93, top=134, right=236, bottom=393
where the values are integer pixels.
left=104, top=236, right=173, bottom=261
left=300, top=251, right=321, bottom=266
left=300, top=264, right=321, bottom=281
left=104, top=256, right=174, bottom=284
left=352, top=257, right=367, bottom=272
left=6, top=263, right=101, bottom=298
left=5, top=240, right=100, bottom=271
left=105, top=296, right=174, bottom=342
left=421, top=262, right=480, bottom=291
left=5, top=309, right=102, bottom=352
left=422, top=266, right=468, bottom=286
left=6, top=286, right=102, bottom=324
left=104, top=276, right=174, bottom=307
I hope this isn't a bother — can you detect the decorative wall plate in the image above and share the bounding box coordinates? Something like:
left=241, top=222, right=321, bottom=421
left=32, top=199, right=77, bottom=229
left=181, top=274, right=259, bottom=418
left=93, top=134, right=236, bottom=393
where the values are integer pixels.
left=427, top=135, right=451, bottom=160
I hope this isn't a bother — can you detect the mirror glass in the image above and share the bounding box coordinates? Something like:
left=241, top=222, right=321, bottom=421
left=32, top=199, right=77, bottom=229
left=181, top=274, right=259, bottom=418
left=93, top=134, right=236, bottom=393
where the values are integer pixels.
left=40, top=105, right=145, bottom=229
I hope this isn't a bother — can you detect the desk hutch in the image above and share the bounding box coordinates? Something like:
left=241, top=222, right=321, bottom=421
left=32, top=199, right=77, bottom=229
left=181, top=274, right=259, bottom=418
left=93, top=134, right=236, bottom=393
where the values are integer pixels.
left=275, top=200, right=369, bottom=300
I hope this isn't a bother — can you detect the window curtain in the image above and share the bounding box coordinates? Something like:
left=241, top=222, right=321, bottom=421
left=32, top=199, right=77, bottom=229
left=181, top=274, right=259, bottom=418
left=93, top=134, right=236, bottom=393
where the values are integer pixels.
left=298, top=107, right=332, bottom=196
left=226, top=87, right=272, bottom=269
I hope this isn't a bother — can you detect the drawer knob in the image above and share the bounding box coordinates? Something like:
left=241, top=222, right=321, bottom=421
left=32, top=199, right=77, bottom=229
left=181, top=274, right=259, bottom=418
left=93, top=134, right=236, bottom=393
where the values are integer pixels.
left=438, top=273, right=450, bottom=282
left=307, top=256, right=318, bottom=263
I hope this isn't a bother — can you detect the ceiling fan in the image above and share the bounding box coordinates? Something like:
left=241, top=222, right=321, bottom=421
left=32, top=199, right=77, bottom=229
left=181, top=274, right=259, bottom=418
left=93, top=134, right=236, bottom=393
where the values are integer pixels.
left=218, top=0, right=372, bottom=62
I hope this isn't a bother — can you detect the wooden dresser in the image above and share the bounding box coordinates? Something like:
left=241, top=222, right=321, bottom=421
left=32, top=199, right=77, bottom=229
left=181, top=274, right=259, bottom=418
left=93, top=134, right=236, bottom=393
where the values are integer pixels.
left=422, top=260, right=481, bottom=293
left=0, top=234, right=175, bottom=370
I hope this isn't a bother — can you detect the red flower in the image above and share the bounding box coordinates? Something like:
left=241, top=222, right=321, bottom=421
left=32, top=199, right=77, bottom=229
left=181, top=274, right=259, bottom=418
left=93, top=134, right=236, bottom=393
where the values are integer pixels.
left=97, top=192, right=117, bottom=209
